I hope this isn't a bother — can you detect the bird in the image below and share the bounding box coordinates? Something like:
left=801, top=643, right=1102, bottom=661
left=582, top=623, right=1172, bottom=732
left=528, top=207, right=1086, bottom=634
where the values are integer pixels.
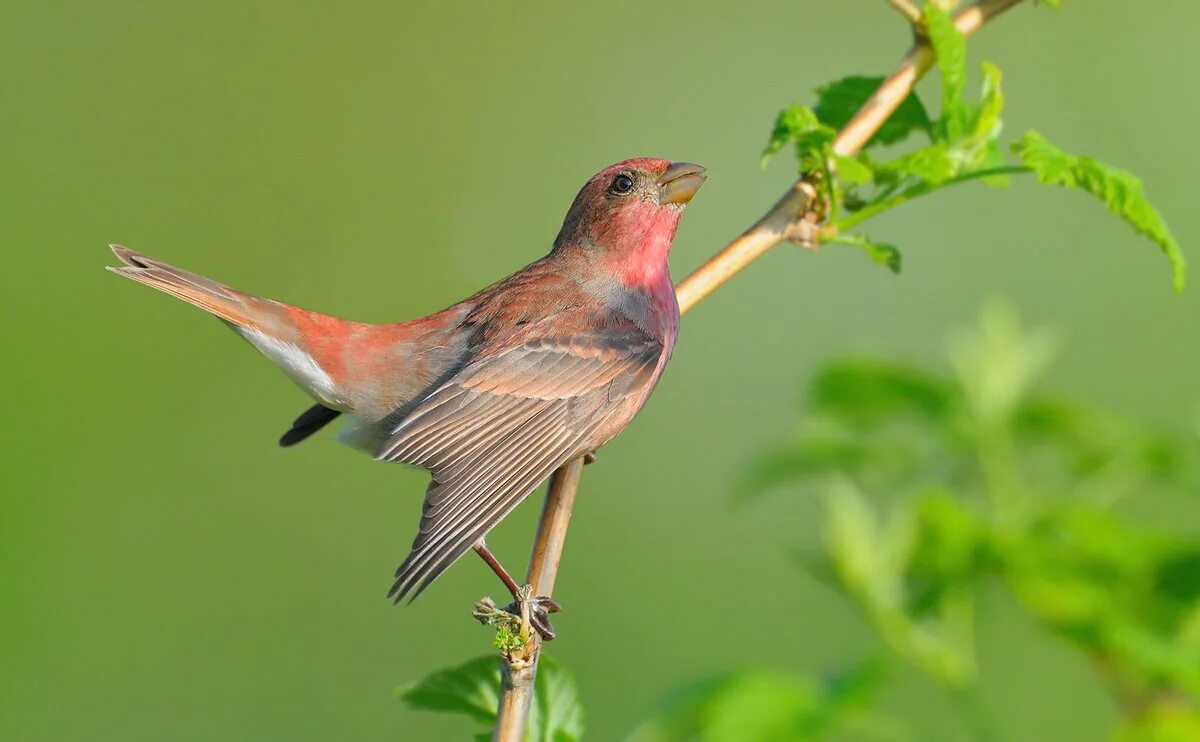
left=107, top=158, right=706, bottom=636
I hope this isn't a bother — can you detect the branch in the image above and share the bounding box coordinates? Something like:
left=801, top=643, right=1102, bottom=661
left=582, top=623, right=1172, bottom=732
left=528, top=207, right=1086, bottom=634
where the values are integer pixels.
left=886, top=0, right=924, bottom=25
left=491, top=459, right=584, bottom=742
left=491, top=2, right=1027, bottom=738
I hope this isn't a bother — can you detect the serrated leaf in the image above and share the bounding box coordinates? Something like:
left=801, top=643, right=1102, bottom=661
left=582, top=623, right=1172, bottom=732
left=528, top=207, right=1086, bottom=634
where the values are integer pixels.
left=1013, top=130, right=1187, bottom=291
left=925, top=4, right=969, bottom=142
left=531, top=656, right=585, bottom=742
left=398, top=656, right=500, bottom=725
left=400, top=655, right=584, bottom=742
left=881, top=143, right=957, bottom=184
left=761, top=105, right=835, bottom=173
left=832, top=153, right=875, bottom=186
left=815, top=75, right=933, bottom=147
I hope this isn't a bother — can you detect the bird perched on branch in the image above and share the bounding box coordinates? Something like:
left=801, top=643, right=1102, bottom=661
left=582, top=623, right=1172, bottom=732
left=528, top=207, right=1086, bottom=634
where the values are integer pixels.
left=108, top=158, right=706, bottom=637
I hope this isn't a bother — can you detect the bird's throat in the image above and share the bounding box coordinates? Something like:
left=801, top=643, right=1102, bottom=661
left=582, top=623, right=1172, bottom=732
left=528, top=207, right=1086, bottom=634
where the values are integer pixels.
left=617, top=207, right=681, bottom=293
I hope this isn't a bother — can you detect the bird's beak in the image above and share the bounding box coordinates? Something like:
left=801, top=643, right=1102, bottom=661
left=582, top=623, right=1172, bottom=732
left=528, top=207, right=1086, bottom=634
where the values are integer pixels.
left=658, top=162, right=707, bottom=205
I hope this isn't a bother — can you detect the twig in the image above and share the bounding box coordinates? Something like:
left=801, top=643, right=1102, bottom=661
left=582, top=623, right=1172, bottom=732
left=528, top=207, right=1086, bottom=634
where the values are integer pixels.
left=491, top=2, right=1027, bottom=739
left=886, top=0, right=924, bottom=25
left=491, top=459, right=584, bottom=742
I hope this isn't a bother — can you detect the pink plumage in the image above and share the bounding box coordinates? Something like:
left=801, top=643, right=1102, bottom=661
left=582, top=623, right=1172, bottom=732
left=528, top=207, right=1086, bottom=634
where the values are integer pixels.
left=108, top=158, right=706, bottom=606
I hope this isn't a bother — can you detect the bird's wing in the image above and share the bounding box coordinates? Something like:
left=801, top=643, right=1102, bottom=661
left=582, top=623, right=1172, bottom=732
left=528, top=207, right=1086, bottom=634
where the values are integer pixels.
left=377, top=329, right=664, bottom=601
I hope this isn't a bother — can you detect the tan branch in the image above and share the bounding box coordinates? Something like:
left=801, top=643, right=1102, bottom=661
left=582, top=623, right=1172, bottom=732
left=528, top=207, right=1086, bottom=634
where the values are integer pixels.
left=491, top=459, right=584, bottom=742
left=887, top=0, right=924, bottom=25
left=492, top=2, right=1027, bottom=739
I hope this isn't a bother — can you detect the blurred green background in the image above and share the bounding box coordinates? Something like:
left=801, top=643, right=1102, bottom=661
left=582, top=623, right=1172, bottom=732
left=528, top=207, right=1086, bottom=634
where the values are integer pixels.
left=3, top=2, right=1198, bottom=739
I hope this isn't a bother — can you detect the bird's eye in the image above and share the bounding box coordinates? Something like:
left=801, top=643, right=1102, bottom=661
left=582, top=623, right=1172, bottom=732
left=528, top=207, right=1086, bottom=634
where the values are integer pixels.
left=610, top=173, right=635, bottom=194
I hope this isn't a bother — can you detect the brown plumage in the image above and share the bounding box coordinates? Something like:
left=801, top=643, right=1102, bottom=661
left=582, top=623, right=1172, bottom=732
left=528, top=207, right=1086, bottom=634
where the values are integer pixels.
left=108, top=158, right=706, bottom=605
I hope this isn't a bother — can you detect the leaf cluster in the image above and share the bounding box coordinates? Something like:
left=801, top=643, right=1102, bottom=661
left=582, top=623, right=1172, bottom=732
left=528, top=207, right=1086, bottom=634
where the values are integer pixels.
left=761, top=4, right=1184, bottom=290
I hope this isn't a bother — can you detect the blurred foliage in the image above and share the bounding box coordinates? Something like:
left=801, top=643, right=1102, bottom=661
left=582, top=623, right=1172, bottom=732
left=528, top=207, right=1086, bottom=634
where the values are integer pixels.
left=629, top=661, right=894, bottom=742
left=762, top=2, right=1186, bottom=290
left=744, top=303, right=1200, bottom=739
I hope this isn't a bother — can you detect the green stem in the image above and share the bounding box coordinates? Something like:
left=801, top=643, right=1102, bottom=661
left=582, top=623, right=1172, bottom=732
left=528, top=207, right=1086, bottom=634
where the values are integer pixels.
left=830, top=165, right=1032, bottom=233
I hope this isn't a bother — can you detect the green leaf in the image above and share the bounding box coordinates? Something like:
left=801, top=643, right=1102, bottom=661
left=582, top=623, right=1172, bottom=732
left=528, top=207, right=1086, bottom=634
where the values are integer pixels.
left=823, top=483, right=915, bottom=607
left=531, top=656, right=585, bottom=742
left=739, top=438, right=879, bottom=497
left=761, top=105, right=836, bottom=173
left=948, top=301, right=1059, bottom=425
left=973, top=140, right=1013, bottom=187
left=832, top=153, right=875, bottom=186
left=1013, top=130, right=1187, bottom=291
left=907, top=493, right=989, bottom=616
left=398, top=656, right=500, bottom=726
left=814, top=75, right=933, bottom=147
left=924, top=4, right=969, bottom=142
left=831, top=233, right=903, bottom=274
left=955, top=62, right=1009, bottom=178
left=821, top=484, right=978, bottom=687
left=399, top=655, right=585, bottom=742
left=879, top=143, right=957, bottom=184
left=630, top=662, right=887, bottom=742
left=873, top=63, right=1008, bottom=189
left=970, top=62, right=1004, bottom=144
left=811, top=361, right=953, bottom=424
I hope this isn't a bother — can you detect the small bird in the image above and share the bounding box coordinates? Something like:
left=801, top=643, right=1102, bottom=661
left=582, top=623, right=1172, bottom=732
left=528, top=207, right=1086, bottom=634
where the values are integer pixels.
left=108, top=158, right=705, bottom=635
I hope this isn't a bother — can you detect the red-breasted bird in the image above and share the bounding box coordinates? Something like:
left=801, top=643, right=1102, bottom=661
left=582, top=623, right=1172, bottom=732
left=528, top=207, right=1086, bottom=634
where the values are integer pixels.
left=108, top=158, right=706, bottom=636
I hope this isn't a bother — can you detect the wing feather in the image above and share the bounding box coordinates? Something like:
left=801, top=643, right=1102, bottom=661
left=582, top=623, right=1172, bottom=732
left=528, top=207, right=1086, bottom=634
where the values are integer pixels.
left=379, top=331, right=663, bottom=602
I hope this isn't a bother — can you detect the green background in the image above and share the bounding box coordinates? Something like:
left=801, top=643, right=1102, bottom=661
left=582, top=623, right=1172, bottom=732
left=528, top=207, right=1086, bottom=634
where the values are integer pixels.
left=3, top=2, right=1197, bottom=739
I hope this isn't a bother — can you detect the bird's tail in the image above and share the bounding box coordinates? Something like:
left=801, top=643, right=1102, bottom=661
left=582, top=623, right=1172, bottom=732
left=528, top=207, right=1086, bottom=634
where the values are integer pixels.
left=107, top=244, right=288, bottom=332
left=107, top=244, right=348, bottom=406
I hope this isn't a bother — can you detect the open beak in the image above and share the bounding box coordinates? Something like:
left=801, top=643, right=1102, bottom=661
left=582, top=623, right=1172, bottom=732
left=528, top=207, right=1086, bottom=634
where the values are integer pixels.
left=658, top=162, right=707, bottom=205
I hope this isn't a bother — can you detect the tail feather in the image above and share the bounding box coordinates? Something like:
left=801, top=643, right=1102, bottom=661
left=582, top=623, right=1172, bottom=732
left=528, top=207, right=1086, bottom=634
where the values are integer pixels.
left=107, top=244, right=350, bottom=407
left=280, top=404, right=342, bottom=447
left=106, top=244, right=282, bottom=332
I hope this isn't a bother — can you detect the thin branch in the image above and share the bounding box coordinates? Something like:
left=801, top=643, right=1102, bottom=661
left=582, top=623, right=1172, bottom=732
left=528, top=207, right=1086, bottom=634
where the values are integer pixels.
left=887, top=0, right=924, bottom=25
left=491, top=1, right=1028, bottom=738
left=491, top=459, right=584, bottom=742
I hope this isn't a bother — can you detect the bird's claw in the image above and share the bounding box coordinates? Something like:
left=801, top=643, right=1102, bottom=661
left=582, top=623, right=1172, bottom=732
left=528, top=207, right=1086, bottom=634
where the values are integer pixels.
left=504, top=595, right=562, bottom=641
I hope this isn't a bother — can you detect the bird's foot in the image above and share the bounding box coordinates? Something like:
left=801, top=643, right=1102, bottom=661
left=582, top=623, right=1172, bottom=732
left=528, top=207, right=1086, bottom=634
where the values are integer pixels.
left=583, top=452, right=597, bottom=465
left=504, top=586, right=562, bottom=641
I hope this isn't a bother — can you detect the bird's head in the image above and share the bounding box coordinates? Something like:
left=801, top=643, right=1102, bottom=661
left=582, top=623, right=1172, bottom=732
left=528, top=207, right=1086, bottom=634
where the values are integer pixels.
left=554, top=158, right=706, bottom=286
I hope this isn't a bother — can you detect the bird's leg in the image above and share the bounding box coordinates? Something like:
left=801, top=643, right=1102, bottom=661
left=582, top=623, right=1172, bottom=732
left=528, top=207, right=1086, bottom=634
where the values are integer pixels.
left=583, top=451, right=597, bottom=465
left=472, top=540, right=562, bottom=640
left=473, top=540, right=522, bottom=597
